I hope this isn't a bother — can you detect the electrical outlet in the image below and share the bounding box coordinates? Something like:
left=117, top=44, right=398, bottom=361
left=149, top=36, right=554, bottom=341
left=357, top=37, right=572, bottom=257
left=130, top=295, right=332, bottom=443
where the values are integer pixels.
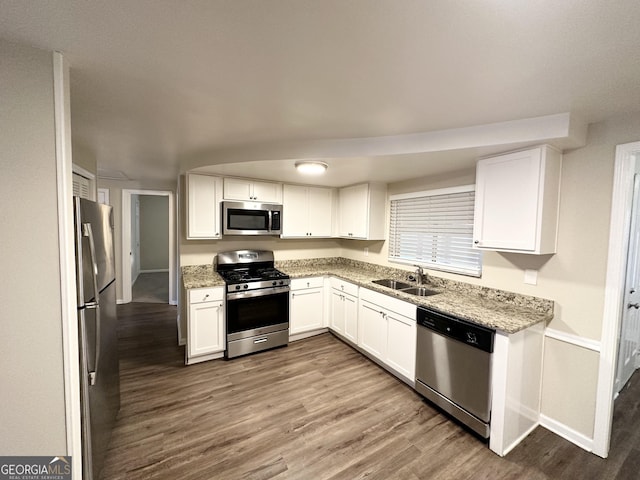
left=364, top=247, right=369, bottom=257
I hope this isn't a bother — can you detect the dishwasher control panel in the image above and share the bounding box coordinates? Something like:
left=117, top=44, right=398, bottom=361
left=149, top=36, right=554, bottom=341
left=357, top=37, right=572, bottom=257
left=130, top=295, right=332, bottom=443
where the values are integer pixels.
left=417, top=306, right=495, bottom=353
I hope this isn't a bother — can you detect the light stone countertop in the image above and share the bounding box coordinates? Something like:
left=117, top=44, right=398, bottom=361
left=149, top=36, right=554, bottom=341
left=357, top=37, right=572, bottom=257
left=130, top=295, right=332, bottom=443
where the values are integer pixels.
left=182, top=257, right=553, bottom=334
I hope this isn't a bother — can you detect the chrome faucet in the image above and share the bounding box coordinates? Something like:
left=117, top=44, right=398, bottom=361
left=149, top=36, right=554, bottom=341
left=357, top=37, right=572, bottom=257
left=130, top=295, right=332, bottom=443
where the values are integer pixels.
left=413, top=265, right=424, bottom=286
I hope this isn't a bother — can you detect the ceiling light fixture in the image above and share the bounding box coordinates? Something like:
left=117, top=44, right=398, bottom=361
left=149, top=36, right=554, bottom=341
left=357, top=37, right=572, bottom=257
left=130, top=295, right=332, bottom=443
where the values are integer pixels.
left=295, top=161, right=328, bottom=175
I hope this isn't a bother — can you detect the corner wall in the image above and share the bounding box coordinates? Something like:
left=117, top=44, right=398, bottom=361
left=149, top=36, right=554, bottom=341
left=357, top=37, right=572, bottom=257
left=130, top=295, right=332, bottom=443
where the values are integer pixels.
left=0, top=39, right=67, bottom=454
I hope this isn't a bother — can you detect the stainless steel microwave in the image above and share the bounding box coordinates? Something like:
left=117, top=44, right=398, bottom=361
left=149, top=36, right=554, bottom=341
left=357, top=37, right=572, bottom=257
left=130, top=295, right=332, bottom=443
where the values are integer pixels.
left=222, top=201, right=283, bottom=236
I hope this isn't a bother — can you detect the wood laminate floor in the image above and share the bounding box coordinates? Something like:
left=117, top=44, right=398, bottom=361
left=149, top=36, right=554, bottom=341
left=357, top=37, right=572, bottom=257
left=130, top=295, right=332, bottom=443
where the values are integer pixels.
left=102, top=303, right=640, bottom=480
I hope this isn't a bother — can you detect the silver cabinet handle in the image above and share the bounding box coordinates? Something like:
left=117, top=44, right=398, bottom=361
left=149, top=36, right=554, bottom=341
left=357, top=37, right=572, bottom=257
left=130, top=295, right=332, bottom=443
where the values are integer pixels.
left=474, top=240, right=480, bottom=244
left=628, top=303, right=640, bottom=309
left=254, top=337, right=268, bottom=344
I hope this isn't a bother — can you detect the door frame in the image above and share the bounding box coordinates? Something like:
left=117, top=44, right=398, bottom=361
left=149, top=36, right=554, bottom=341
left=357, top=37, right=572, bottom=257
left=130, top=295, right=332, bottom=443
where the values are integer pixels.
left=594, top=141, right=640, bottom=457
left=121, top=189, right=176, bottom=305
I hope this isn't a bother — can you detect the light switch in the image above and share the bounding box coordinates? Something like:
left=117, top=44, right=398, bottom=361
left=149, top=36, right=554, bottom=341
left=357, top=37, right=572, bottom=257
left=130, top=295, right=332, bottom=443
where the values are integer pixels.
left=524, top=269, right=538, bottom=285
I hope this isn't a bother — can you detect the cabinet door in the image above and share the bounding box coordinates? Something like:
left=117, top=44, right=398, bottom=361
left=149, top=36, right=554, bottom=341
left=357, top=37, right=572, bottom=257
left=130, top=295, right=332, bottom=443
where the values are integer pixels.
left=290, top=287, right=324, bottom=334
left=473, top=149, right=542, bottom=252
left=251, top=180, right=282, bottom=203
left=282, top=184, right=309, bottom=237
left=223, top=178, right=254, bottom=201
left=342, top=293, right=358, bottom=343
left=308, top=186, right=334, bottom=237
left=188, top=301, right=224, bottom=357
left=339, top=184, right=368, bottom=238
left=386, top=311, right=416, bottom=380
left=359, top=300, right=387, bottom=361
left=187, top=174, right=222, bottom=239
left=330, top=289, right=345, bottom=335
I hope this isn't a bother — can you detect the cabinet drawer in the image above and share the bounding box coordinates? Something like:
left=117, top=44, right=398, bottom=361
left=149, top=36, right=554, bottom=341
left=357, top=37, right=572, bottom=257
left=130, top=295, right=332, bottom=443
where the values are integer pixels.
left=290, top=277, right=325, bottom=290
left=330, top=277, right=359, bottom=297
left=188, top=287, right=223, bottom=304
left=359, top=287, right=416, bottom=319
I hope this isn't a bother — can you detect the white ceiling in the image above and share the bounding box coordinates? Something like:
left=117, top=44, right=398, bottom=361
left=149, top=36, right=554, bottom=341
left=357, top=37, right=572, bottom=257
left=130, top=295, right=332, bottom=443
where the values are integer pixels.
left=1, top=0, right=640, bottom=185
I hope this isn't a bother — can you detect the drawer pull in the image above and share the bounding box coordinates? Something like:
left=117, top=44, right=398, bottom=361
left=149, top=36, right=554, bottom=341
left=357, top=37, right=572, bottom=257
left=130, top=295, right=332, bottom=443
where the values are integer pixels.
left=254, top=338, right=268, bottom=344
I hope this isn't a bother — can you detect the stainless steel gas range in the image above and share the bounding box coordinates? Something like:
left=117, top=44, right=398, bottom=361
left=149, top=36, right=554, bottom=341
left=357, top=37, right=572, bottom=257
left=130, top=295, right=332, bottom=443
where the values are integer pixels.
left=215, top=250, right=290, bottom=358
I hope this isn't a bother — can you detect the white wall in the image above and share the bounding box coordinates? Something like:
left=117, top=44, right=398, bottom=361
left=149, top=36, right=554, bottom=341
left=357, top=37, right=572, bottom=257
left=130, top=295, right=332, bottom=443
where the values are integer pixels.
left=0, top=39, right=67, bottom=453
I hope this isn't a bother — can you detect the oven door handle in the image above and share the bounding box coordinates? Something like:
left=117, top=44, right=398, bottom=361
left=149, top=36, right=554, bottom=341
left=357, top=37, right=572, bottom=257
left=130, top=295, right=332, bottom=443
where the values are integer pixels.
left=227, top=287, right=290, bottom=300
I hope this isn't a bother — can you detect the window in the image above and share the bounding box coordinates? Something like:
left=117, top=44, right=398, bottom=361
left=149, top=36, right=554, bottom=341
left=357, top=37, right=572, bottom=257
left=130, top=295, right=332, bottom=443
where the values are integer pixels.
left=388, top=185, right=482, bottom=277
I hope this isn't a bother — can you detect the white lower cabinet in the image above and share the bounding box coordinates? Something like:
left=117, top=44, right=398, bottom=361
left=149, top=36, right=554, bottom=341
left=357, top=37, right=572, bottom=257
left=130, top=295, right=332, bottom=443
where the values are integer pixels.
left=386, top=310, right=417, bottom=380
left=290, top=277, right=326, bottom=340
left=329, top=278, right=359, bottom=343
left=359, top=300, right=388, bottom=359
left=187, top=287, right=225, bottom=364
left=358, top=287, right=417, bottom=382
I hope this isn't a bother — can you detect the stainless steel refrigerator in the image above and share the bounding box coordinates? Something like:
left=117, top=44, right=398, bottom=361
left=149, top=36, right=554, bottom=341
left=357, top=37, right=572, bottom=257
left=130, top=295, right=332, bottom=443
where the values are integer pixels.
left=74, top=197, right=120, bottom=480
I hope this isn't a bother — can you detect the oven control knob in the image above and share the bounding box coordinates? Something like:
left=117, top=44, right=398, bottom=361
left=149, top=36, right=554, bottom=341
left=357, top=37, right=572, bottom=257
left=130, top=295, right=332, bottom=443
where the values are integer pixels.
left=243, top=284, right=248, bottom=289
left=235, top=285, right=241, bottom=290
left=272, top=281, right=277, bottom=286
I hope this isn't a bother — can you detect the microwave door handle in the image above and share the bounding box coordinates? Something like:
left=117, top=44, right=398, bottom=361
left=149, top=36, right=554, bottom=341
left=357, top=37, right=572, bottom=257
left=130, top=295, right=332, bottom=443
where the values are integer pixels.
left=268, top=210, right=273, bottom=232
left=82, top=223, right=101, bottom=386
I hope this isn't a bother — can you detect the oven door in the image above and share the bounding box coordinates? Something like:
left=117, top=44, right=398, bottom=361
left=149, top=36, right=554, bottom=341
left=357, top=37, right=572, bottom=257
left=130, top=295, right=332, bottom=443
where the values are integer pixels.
left=226, top=288, right=289, bottom=341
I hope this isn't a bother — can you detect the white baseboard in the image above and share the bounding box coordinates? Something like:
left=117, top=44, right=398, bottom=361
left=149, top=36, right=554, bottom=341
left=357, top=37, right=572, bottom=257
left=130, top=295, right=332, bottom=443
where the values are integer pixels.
left=500, top=421, right=540, bottom=457
left=116, top=299, right=126, bottom=304
left=140, top=268, right=170, bottom=273
left=539, top=413, right=594, bottom=452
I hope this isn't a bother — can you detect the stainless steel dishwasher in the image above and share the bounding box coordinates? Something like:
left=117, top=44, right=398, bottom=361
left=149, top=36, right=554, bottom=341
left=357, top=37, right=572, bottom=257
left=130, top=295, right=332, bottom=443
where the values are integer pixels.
left=415, top=306, right=495, bottom=438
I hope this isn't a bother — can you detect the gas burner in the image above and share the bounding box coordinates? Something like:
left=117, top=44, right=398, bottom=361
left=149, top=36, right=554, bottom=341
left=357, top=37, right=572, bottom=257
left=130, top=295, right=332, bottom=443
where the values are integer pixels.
left=256, top=267, right=289, bottom=280
left=215, top=250, right=290, bottom=291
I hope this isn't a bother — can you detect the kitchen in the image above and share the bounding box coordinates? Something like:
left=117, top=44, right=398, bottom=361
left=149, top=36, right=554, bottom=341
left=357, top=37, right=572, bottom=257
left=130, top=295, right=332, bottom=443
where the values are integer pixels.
left=2, top=1, right=640, bottom=479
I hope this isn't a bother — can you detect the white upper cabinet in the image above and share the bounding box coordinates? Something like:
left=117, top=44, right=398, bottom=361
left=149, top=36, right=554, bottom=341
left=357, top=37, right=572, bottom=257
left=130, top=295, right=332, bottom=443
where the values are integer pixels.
left=282, top=184, right=334, bottom=238
left=186, top=173, right=223, bottom=239
left=338, top=182, right=386, bottom=240
left=223, top=177, right=282, bottom=203
left=473, top=145, right=562, bottom=254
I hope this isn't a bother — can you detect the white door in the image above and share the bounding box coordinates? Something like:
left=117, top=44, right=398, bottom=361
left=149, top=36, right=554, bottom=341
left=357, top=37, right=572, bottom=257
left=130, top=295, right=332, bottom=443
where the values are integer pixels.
left=330, top=289, right=345, bottom=335
left=308, top=187, right=333, bottom=237
left=359, top=301, right=387, bottom=361
left=386, top=311, right=416, bottom=380
left=282, top=185, right=308, bottom=237
left=342, top=293, right=358, bottom=343
left=290, top=288, right=324, bottom=334
left=616, top=174, right=640, bottom=395
left=188, top=301, right=224, bottom=357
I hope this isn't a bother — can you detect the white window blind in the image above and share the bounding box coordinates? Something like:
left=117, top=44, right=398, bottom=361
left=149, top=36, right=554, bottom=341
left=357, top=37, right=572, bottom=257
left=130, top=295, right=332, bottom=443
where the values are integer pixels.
left=389, top=186, right=482, bottom=277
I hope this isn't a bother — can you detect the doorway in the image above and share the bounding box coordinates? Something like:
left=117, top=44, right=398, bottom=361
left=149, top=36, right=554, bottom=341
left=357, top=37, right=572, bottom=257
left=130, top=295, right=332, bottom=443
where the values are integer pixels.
left=131, top=195, right=170, bottom=303
left=121, top=189, right=176, bottom=305
left=594, top=141, right=640, bottom=458
left=615, top=173, right=640, bottom=396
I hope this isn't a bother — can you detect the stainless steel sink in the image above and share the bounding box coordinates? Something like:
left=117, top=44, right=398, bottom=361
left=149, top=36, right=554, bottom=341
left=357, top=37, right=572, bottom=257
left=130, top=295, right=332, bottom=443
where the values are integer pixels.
left=371, top=279, right=413, bottom=290
left=401, top=286, right=440, bottom=297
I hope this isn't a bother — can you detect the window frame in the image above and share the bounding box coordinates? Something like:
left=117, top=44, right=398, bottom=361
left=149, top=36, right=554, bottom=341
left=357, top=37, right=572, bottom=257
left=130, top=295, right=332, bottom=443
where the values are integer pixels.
left=388, top=184, right=482, bottom=277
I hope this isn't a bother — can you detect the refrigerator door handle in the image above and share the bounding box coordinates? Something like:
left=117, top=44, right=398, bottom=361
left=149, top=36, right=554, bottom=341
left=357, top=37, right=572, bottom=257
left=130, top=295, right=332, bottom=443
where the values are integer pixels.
left=83, top=223, right=101, bottom=386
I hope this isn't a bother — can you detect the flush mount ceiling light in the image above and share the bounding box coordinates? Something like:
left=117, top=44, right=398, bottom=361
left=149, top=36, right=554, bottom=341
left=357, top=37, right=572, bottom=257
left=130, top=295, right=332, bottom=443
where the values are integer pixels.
left=295, top=161, right=328, bottom=175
